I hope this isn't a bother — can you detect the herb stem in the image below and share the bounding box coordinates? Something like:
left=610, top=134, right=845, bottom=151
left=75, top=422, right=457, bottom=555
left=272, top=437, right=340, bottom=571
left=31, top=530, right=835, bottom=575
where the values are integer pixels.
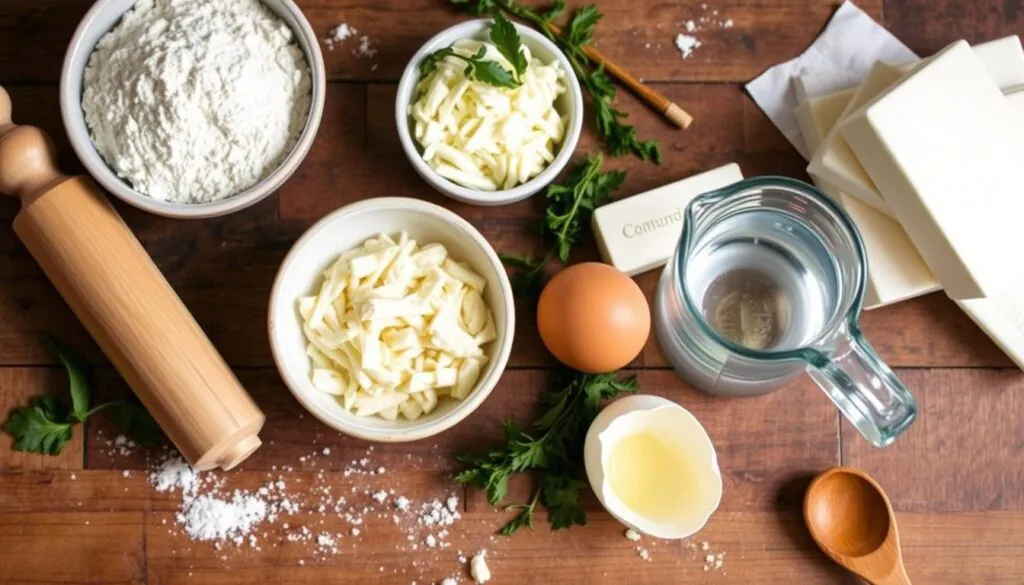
left=554, top=155, right=602, bottom=250
left=81, top=399, right=124, bottom=419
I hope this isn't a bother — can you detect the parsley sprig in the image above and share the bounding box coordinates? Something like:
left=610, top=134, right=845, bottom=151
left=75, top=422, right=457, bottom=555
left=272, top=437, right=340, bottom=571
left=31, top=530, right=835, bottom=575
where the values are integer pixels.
left=451, top=0, right=662, bottom=162
left=3, top=337, right=160, bottom=455
left=456, top=369, right=639, bottom=534
left=421, top=12, right=528, bottom=88
left=500, top=154, right=625, bottom=300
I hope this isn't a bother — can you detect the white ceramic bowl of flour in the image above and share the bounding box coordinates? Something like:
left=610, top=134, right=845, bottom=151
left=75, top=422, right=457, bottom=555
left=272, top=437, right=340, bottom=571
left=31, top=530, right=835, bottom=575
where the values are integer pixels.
left=60, top=0, right=326, bottom=219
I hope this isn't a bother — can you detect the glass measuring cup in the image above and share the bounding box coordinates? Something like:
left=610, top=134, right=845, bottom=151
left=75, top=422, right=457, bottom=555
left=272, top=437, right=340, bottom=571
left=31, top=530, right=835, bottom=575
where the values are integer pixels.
left=654, top=177, right=917, bottom=447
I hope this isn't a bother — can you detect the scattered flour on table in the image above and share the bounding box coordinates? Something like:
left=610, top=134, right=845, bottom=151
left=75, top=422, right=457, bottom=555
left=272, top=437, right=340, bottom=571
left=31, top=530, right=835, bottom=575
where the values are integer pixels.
left=82, top=0, right=311, bottom=203
left=357, top=35, right=377, bottom=58
left=674, top=34, right=702, bottom=59
left=671, top=4, right=734, bottom=59
left=325, top=23, right=356, bottom=50
left=147, top=444, right=481, bottom=582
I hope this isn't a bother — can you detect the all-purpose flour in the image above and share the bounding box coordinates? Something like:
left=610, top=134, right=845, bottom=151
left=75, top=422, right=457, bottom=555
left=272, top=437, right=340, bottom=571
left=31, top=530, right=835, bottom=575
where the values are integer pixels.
left=82, top=0, right=311, bottom=203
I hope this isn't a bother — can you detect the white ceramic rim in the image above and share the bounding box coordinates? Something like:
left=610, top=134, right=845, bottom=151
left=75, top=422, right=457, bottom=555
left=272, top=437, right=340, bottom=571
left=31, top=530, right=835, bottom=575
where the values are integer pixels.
left=267, top=197, right=516, bottom=442
left=395, top=18, right=584, bottom=206
left=59, top=0, right=327, bottom=219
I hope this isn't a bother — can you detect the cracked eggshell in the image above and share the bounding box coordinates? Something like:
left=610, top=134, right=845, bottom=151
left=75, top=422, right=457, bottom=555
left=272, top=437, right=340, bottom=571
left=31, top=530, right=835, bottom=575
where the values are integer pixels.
left=583, top=395, right=722, bottom=539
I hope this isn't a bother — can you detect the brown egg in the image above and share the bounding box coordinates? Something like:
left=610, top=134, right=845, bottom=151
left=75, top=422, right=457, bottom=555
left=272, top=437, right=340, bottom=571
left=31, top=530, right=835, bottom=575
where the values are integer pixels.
left=537, top=262, right=651, bottom=373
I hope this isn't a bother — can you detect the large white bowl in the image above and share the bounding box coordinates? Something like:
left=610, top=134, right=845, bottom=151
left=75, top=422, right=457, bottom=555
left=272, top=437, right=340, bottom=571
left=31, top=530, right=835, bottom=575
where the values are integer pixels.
left=395, top=19, right=584, bottom=206
left=268, top=198, right=515, bottom=442
left=60, top=0, right=326, bottom=219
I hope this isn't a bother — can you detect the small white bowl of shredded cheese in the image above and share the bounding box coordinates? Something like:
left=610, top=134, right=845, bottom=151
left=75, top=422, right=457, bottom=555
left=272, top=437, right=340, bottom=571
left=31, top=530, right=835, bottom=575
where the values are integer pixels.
left=268, top=197, right=514, bottom=442
left=396, top=19, right=583, bottom=206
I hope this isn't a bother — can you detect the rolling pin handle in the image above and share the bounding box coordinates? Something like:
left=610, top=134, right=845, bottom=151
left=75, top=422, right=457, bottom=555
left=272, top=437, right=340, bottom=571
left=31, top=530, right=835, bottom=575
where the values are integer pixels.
left=0, top=123, right=68, bottom=202
left=0, top=85, right=12, bottom=133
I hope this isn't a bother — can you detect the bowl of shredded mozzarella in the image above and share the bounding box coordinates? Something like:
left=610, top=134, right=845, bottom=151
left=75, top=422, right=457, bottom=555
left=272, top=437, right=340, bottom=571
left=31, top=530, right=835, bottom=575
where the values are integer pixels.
left=268, top=197, right=515, bottom=441
left=396, top=18, right=584, bottom=206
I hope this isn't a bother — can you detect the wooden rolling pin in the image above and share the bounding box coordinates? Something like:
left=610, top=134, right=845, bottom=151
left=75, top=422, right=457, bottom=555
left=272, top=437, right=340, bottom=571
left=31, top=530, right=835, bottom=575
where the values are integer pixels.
left=0, top=87, right=264, bottom=470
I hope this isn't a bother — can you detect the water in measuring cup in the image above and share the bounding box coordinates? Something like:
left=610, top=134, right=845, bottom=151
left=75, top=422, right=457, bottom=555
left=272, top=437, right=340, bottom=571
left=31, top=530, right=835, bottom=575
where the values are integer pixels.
left=686, top=208, right=838, bottom=351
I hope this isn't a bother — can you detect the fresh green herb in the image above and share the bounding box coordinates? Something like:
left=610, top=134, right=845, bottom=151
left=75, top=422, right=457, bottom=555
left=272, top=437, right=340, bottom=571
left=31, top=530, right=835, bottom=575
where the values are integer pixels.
left=456, top=369, right=639, bottom=534
left=489, top=11, right=528, bottom=82
left=544, top=154, right=626, bottom=262
left=420, top=12, right=527, bottom=88
left=498, top=154, right=624, bottom=299
left=420, top=46, right=519, bottom=88
left=3, top=337, right=160, bottom=455
left=450, top=0, right=662, bottom=162
left=4, top=396, right=73, bottom=455
left=498, top=251, right=549, bottom=302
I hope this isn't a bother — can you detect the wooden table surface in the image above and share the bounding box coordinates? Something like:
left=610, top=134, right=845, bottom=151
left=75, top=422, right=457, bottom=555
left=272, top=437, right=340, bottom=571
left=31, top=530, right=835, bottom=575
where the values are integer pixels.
left=2, top=0, right=1024, bottom=583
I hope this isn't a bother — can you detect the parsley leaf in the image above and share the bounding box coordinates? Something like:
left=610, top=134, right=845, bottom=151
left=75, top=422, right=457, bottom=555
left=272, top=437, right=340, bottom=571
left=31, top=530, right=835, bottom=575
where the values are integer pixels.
left=451, top=0, right=497, bottom=15
left=544, top=154, right=626, bottom=262
left=4, top=396, right=72, bottom=455
left=489, top=11, right=528, bottom=82
left=455, top=368, right=639, bottom=534
left=42, top=336, right=89, bottom=420
left=421, top=46, right=519, bottom=88
left=563, top=4, right=601, bottom=47
left=107, top=401, right=163, bottom=445
left=449, top=0, right=662, bottom=162
left=498, top=252, right=548, bottom=302
left=540, top=0, right=566, bottom=24
left=498, top=155, right=624, bottom=301
left=3, top=337, right=162, bottom=455
left=541, top=472, right=588, bottom=530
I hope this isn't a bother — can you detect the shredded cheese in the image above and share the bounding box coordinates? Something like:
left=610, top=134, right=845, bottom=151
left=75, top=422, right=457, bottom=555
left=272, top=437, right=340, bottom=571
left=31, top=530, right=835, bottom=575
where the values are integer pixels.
left=409, top=39, right=567, bottom=191
left=298, top=232, right=496, bottom=420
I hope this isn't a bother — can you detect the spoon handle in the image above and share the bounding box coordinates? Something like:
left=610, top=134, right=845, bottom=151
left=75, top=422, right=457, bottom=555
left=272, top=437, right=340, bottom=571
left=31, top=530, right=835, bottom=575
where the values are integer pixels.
left=873, top=564, right=912, bottom=585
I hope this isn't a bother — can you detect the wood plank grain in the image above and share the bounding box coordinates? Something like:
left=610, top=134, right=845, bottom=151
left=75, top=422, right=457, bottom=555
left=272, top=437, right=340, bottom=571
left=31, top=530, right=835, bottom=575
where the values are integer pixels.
left=0, top=0, right=883, bottom=84
left=0, top=511, right=145, bottom=584
left=886, top=0, right=1024, bottom=56
left=143, top=511, right=1024, bottom=583
left=81, top=367, right=838, bottom=517
left=0, top=367, right=84, bottom=470
left=843, top=368, right=1024, bottom=512
left=83, top=369, right=554, bottom=472
left=4, top=469, right=1024, bottom=583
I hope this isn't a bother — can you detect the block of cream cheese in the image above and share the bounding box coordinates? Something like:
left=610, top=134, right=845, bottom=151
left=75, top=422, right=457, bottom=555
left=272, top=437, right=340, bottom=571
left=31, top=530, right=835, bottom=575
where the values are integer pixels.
left=592, top=164, right=744, bottom=276
left=798, top=88, right=940, bottom=309
left=956, top=297, right=1024, bottom=370
left=971, top=36, right=1024, bottom=90
left=1008, top=86, right=1024, bottom=116
left=795, top=89, right=855, bottom=153
left=896, top=38, right=1024, bottom=89
left=807, top=62, right=904, bottom=218
left=840, top=40, right=1024, bottom=300
left=950, top=87, right=1024, bottom=370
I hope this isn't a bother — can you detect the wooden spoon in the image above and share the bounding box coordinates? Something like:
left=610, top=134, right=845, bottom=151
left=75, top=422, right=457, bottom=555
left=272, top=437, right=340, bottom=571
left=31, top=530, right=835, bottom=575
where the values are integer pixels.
left=804, top=467, right=912, bottom=585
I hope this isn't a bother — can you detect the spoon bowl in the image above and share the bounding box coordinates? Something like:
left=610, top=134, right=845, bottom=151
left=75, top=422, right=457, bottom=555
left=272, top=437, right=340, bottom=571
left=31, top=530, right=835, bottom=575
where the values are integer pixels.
left=804, top=467, right=911, bottom=585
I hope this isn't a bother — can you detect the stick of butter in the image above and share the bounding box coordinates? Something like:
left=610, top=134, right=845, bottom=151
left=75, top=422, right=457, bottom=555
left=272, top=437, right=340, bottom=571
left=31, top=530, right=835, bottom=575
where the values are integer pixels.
left=592, top=164, right=744, bottom=276
left=840, top=40, right=1024, bottom=300
left=797, top=88, right=940, bottom=310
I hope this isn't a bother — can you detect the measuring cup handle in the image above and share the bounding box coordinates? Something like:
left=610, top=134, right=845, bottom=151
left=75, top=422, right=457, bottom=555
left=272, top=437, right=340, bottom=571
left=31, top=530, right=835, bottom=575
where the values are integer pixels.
left=806, top=326, right=917, bottom=447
